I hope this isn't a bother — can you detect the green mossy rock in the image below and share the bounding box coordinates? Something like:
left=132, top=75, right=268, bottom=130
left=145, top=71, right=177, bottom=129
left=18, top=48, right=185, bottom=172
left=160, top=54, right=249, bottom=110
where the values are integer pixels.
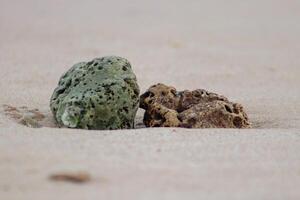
left=50, top=56, right=140, bottom=130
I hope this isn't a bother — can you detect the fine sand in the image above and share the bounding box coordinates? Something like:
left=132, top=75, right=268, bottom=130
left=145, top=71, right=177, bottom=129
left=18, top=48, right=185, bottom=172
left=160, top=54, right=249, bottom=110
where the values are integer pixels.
left=0, top=0, right=300, bottom=199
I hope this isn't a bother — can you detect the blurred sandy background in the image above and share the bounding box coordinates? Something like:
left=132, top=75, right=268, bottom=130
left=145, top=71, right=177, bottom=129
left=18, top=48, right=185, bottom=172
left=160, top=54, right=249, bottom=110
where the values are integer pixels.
left=0, top=0, right=300, bottom=199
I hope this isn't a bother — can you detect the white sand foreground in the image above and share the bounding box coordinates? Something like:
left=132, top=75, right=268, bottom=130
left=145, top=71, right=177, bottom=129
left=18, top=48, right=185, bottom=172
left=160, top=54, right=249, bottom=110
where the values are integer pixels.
left=0, top=0, right=300, bottom=199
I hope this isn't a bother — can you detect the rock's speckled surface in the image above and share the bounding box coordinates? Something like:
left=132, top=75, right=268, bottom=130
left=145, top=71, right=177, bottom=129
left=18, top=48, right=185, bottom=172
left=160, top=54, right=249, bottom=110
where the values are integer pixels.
left=140, top=83, right=250, bottom=128
left=50, top=56, right=140, bottom=130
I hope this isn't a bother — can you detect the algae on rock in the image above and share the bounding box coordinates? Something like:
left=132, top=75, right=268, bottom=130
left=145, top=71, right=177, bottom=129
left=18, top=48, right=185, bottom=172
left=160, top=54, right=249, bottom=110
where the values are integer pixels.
left=50, top=56, right=140, bottom=130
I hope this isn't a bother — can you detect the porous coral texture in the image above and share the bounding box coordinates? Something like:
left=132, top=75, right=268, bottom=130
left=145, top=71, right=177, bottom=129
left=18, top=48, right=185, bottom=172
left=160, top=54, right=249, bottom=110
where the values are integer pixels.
left=50, top=56, right=140, bottom=130
left=140, top=83, right=250, bottom=128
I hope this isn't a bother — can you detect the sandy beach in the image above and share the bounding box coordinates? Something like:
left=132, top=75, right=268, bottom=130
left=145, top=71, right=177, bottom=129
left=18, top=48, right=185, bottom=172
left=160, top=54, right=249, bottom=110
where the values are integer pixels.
left=0, top=0, right=300, bottom=199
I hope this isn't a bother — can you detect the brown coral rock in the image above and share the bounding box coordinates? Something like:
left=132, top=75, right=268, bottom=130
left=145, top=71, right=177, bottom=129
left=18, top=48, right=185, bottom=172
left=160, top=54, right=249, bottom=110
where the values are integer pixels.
left=140, top=83, right=250, bottom=128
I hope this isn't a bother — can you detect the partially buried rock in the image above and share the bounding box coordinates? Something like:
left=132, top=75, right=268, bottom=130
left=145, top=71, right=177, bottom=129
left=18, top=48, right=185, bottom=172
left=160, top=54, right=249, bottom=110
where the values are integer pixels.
left=50, top=56, right=140, bottom=130
left=140, top=83, right=250, bottom=128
